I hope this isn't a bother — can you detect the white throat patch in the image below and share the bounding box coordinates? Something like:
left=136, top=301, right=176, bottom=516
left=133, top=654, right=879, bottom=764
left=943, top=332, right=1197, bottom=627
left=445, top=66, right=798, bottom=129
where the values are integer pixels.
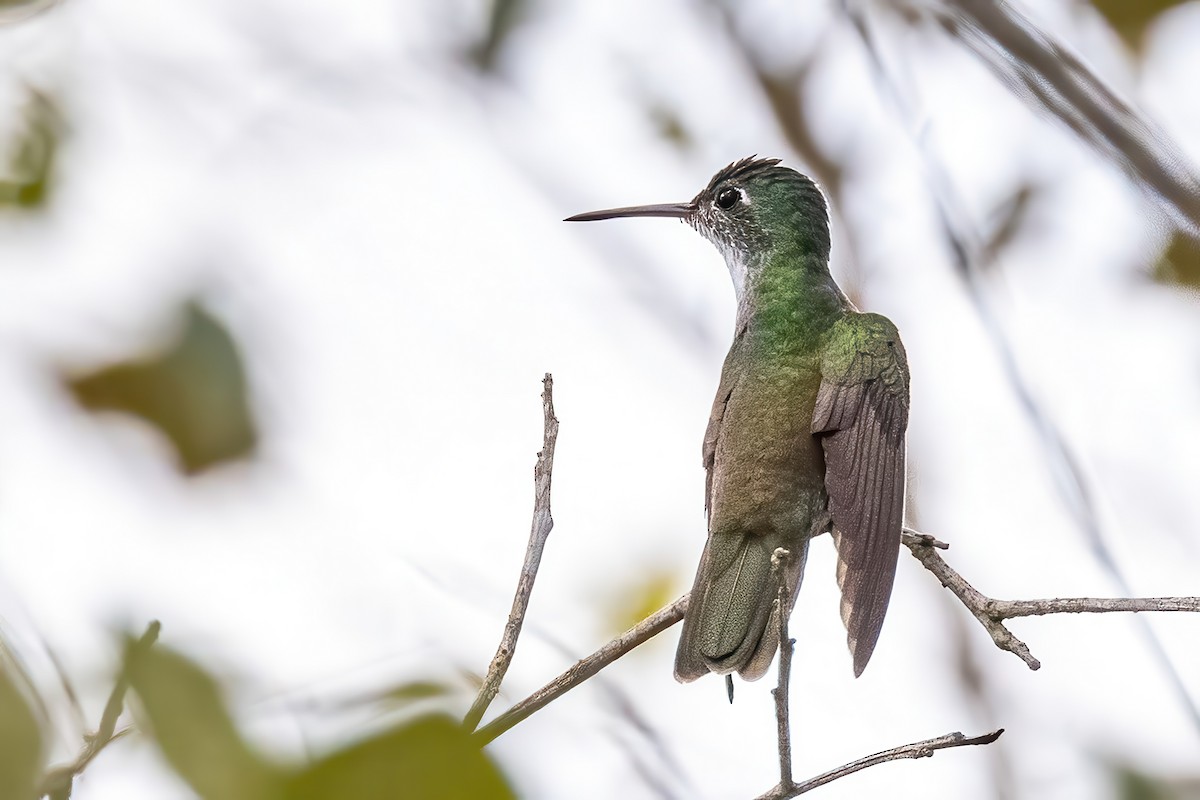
left=717, top=242, right=751, bottom=304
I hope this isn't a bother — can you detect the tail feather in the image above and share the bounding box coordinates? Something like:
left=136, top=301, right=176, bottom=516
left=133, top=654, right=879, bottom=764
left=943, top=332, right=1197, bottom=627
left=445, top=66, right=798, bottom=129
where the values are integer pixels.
left=675, top=532, right=808, bottom=682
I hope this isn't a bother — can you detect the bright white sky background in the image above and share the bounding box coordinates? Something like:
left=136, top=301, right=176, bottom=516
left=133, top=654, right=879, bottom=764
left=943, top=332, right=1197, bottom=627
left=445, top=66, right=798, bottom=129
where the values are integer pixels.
left=2, top=0, right=1200, bottom=798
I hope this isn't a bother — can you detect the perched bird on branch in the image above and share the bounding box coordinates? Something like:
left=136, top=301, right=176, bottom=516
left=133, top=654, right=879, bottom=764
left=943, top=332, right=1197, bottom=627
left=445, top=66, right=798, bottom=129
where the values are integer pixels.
left=568, top=157, right=910, bottom=683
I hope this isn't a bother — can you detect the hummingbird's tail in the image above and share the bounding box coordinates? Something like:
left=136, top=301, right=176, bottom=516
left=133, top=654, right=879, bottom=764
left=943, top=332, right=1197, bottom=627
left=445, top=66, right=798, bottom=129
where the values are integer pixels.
left=674, top=531, right=809, bottom=683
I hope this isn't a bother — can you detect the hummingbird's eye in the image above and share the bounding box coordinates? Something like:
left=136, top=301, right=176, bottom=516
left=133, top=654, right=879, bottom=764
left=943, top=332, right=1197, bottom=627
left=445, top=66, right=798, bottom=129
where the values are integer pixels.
left=716, top=187, right=741, bottom=210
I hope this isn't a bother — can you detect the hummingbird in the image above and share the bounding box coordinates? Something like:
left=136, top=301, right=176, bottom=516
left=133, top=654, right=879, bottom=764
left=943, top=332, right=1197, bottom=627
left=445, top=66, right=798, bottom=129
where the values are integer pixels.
left=567, top=157, right=910, bottom=683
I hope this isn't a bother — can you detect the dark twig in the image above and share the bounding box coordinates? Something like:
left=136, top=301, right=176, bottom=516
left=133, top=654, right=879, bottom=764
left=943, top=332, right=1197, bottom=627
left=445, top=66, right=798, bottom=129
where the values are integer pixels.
left=902, top=531, right=1200, bottom=670
left=38, top=621, right=161, bottom=800
left=473, top=595, right=687, bottom=745
left=770, top=547, right=794, bottom=792
left=754, top=728, right=1004, bottom=799
left=464, top=374, right=561, bottom=731
left=937, top=0, right=1200, bottom=234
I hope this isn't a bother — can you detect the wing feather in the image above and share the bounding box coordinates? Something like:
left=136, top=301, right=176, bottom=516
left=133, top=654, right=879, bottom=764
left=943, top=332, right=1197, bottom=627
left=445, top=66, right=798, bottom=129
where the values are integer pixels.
left=813, top=314, right=910, bottom=677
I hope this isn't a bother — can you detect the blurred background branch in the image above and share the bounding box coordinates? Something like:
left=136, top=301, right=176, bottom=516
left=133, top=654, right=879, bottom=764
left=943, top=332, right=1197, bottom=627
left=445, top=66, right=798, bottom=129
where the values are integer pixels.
left=37, top=622, right=159, bottom=800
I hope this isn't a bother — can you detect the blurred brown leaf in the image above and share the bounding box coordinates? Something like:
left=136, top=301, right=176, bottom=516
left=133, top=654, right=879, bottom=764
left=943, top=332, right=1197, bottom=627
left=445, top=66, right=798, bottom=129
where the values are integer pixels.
left=0, top=657, right=42, bottom=800
left=1091, top=0, right=1187, bottom=54
left=285, top=715, right=514, bottom=800
left=1152, top=231, right=1200, bottom=292
left=65, top=302, right=258, bottom=475
left=126, top=641, right=284, bottom=800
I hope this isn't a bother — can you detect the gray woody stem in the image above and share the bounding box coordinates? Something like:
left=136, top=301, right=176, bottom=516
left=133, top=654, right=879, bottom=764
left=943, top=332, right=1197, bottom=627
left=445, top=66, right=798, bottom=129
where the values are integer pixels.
left=753, top=728, right=1004, bottom=800
left=473, top=595, right=687, bottom=745
left=902, top=530, right=1200, bottom=670
left=464, top=374, right=561, bottom=731
left=770, top=547, right=794, bottom=791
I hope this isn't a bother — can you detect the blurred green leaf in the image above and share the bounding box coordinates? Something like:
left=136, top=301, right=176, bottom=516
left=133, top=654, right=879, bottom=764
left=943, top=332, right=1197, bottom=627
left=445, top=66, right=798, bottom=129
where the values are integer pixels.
left=65, top=302, right=258, bottom=475
left=286, top=714, right=514, bottom=800
left=0, top=659, right=42, bottom=800
left=126, top=641, right=283, bottom=800
left=1111, top=762, right=1200, bottom=800
left=1092, top=0, right=1187, bottom=53
left=1099, top=758, right=1200, bottom=800
left=1117, top=766, right=1173, bottom=800
left=1152, top=231, right=1200, bottom=292
left=0, top=89, right=58, bottom=210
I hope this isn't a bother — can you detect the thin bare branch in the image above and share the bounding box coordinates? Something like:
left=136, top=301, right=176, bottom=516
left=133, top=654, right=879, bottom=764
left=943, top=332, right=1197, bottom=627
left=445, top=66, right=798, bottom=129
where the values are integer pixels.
left=902, top=531, right=1200, bottom=670
left=991, top=596, right=1200, bottom=618
left=902, top=531, right=1040, bottom=669
left=754, top=728, right=1004, bottom=799
left=38, top=621, right=160, bottom=800
left=473, top=595, right=687, bottom=746
left=464, top=373, right=561, bottom=731
left=770, top=547, right=794, bottom=791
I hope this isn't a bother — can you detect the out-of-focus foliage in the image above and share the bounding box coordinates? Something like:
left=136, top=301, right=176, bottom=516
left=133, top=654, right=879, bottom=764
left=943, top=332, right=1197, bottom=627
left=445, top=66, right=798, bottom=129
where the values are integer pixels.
left=0, top=90, right=58, bottom=211
left=126, top=642, right=514, bottom=800
left=63, top=302, right=258, bottom=475
left=0, top=657, right=42, bottom=800
left=126, top=640, right=284, bottom=800
left=286, top=715, right=514, bottom=800
left=1091, top=0, right=1189, bottom=54
left=605, top=569, right=677, bottom=636
left=0, top=0, right=56, bottom=12
left=1152, top=232, right=1200, bottom=292
left=1113, top=763, right=1200, bottom=800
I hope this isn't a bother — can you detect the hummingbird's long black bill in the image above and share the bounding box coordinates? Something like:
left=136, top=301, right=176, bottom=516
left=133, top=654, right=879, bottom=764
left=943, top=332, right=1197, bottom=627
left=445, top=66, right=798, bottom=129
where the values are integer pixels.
left=565, top=202, right=693, bottom=222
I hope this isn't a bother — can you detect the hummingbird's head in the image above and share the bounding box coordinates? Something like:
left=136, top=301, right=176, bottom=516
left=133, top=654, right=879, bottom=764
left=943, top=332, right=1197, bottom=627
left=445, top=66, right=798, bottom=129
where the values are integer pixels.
left=566, top=156, right=831, bottom=299
left=686, top=156, right=830, bottom=269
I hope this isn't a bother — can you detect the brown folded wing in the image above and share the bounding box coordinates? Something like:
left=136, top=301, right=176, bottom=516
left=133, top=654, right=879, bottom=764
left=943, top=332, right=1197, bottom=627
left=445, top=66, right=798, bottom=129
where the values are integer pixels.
left=812, top=313, right=909, bottom=676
